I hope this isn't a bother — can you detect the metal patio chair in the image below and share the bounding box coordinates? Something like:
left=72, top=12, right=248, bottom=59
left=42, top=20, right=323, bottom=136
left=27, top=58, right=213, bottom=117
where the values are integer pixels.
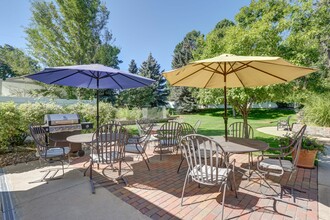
left=228, top=122, right=255, bottom=177
left=155, top=121, right=182, bottom=160
left=177, top=122, right=196, bottom=173
left=29, top=124, right=71, bottom=183
left=88, top=123, right=129, bottom=191
left=277, top=116, right=292, bottom=131
left=180, top=134, right=237, bottom=220
left=125, top=124, right=153, bottom=171
left=257, top=124, right=307, bottom=202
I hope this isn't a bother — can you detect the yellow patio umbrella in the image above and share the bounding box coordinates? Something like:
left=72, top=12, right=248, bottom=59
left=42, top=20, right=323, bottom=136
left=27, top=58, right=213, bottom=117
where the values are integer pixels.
left=163, top=54, right=317, bottom=140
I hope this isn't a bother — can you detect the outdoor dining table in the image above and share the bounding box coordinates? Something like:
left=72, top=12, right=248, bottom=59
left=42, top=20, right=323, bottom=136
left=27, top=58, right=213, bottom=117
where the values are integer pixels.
left=210, top=136, right=269, bottom=179
left=67, top=133, right=126, bottom=194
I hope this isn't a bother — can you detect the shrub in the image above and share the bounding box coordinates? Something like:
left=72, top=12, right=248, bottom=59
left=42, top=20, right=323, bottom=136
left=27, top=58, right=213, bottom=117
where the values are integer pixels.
left=303, top=93, right=330, bottom=127
left=0, top=102, right=22, bottom=152
left=116, top=107, right=142, bottom=120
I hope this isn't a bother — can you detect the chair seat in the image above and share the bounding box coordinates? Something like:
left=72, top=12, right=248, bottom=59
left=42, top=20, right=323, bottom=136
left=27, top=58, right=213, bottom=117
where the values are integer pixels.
left=40, top=147, right=70, bottom=158
left=259, top=158, right=293, bottom=172
left=125, top=144, right=144, bottom=153
left=190, top=165, right=229, bottom=183
left=91, top=152, right=121, bottom=163
left=159, top=139, right=178, bottom=146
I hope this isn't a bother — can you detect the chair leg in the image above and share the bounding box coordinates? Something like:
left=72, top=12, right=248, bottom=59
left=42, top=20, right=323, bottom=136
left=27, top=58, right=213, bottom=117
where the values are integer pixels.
left=181, top=172, right=189, bottom=206
left=142, top=153, right=150, bottom=171
left=220, top=183, right=227, bottom=220
left=177, top=158, right=185, bottom=173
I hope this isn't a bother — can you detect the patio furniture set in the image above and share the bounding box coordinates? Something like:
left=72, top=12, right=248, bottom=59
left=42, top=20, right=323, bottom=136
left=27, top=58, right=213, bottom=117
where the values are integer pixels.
left=29, top=118, right=307, bottom=219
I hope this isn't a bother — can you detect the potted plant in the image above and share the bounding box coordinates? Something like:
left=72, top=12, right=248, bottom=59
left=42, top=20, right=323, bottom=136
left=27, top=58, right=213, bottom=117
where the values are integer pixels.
left=278, top=135, right=326, bottom=169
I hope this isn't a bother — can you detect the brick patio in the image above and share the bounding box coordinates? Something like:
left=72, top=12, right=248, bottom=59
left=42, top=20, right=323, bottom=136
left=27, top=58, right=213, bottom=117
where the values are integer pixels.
left=72, top=144, right=318, bottom=220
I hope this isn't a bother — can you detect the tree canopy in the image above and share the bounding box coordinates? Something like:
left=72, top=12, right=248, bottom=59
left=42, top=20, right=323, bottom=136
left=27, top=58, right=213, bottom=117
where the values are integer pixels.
left=0, top=44, right=39, bottom=80
left=25, top=0, right=122, bottom=99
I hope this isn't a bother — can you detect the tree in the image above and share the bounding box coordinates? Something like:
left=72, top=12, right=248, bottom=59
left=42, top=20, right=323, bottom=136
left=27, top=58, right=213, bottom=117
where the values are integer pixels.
left=170, top=30, right=202, bottom=113
left=139, top=53, right=169, bottom=107
left=193, top=1, right=295, bottom=134
left=25, top=0, right=122, bottom=99
left=117, top=59, right=140, bottom=107
left=0, top=44, right=39, bottom=79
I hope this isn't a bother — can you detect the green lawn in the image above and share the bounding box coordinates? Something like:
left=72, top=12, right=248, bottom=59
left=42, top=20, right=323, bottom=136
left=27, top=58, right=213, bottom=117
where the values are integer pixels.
left=178, top=108, right=296, bottom=149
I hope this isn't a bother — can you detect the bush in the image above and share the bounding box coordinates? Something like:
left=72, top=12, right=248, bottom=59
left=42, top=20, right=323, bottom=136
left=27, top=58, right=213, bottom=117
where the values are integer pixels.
left=116, top=107, right=142, bottom=120
left=0, top=102, right=22, bottom=152
left=0, top=102, right=142, bottom=152
left=303, top=93, right=330, bottom=127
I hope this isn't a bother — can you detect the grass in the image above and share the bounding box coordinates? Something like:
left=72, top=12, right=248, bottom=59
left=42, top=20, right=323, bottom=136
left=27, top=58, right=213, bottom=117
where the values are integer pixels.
left=178, top=108, right=296, bottom=149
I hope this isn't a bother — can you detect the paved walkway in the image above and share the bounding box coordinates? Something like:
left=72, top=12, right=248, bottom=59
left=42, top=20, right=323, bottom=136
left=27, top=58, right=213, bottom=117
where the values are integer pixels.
left=257, top=126, right=330, bottom=220
left=1, top=161, right=149, bottom=220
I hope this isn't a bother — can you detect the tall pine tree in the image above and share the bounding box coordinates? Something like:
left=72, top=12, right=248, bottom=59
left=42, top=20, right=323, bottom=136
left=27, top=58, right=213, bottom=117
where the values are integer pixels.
left=170, top=30, right=202, bottom=113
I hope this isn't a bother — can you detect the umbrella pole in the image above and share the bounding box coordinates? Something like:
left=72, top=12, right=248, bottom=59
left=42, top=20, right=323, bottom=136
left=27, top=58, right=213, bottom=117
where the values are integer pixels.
left=96, top=79, right=99, bottom=130
left=224, top=84, right=228, bottom=142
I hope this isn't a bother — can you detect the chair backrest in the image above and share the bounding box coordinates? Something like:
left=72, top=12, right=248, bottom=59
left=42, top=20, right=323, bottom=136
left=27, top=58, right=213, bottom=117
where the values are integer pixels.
left=157, top=121, right=182, bottom=146
left=180, top=134, right=226, bottom=185
left=92, top=123, right=128, bottom=164
left=180, top=122, right=196, bottom=137
left=138, top=123, right=154, bottom=150
left=29, top=124, right=48, bottom=157
left=193, top=120, right=201, bottom=133
left=287, top=124, right=307, bottom=167
left=228, top=122, right=254, bottom=139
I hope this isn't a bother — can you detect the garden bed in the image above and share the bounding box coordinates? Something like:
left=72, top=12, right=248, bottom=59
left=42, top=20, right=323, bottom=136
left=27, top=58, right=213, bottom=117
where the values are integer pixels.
left=0, top=150, right=38, bottom=167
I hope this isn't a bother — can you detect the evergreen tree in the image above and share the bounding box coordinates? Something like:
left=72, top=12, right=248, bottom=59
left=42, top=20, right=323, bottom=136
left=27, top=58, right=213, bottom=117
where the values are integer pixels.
left=170, top=30, right=202, bottom=113
left=138, top=53, right=169, bottom=107
left=117, top=59, right=139, bottom=107
left=128, top=59, right=138, bottom=74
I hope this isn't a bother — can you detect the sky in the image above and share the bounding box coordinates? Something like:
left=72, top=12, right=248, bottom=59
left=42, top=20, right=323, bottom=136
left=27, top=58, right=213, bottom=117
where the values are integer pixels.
left=0, top=0, right=251, bottom=72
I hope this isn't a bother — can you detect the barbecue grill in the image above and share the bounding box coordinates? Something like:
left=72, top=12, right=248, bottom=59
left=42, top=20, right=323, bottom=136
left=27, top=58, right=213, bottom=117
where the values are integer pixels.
left=43, top=114, right=93, bottom=154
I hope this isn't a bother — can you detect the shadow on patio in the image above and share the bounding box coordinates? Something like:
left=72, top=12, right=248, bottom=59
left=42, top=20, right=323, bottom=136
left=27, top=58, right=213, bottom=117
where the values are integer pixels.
left=72, top=145, right=318, bottom=220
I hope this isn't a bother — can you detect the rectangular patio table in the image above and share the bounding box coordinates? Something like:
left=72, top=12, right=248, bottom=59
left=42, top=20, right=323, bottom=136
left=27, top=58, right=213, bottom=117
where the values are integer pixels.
left=210, top=136, right=269, bottom=179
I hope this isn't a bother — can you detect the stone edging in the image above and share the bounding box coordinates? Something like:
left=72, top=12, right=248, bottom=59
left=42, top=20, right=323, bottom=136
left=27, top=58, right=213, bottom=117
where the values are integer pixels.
left=292, top=123, right=330, bottom=138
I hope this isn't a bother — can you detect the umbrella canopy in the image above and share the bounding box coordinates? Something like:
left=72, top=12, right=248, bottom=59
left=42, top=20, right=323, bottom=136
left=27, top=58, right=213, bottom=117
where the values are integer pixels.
left=26, top=64, right=155, bottom=128
left=163, top=54, right=317, bottom=140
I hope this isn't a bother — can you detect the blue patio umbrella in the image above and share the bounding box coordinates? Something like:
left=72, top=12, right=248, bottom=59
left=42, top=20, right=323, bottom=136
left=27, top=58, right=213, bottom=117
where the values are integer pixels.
left=26, top=64, right=155, bottom=129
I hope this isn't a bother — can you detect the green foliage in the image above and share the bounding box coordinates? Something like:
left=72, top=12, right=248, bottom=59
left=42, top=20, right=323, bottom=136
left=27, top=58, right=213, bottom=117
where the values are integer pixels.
left=278, top=134, right=326, bottom=155
left=0, top=102, right=22, bottom=152
left=170, top=30, right=201, bottom=112
left=303, top=93, right=330, bottom=127
left=0, top=102, right=142, bottom=152
left=0, top=44, right=40, bottom=79
left=25, top=0, right=121, bottom=100
left=116, top=107, right=142, bottom=120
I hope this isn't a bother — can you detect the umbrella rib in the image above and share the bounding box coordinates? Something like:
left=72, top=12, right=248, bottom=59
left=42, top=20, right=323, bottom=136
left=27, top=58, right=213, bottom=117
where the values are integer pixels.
left=105, top=73, right=124, bottom=89
left=114, top=73, right=152, bottom=87
left=237, top=62, right=288, bottom=82
left=49, top=70, right=82, bottom=84
left=255, top=60, right=315, bottom=70
left=171, top=63, right=214, bottom=85
left=228, top=62, right=245, bottom=87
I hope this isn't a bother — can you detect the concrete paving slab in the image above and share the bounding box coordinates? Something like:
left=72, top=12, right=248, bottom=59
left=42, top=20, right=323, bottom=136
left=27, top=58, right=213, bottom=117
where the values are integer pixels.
left=318, top=146, right=330, bottom=220
left=3, top=161, right=149, bottom=220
